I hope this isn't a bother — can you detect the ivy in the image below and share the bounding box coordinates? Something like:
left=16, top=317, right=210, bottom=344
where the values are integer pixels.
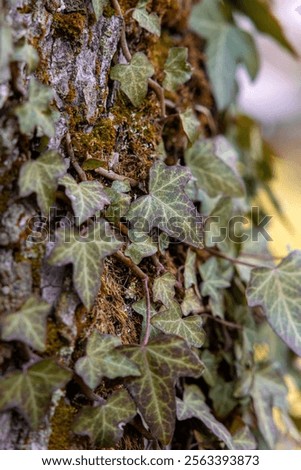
left=163, top=47, right=192, bottom=92
left=133, top=0, right=161, bottom=36
left=48, top=221, right=122, bottom=309
left=0, top=360, right=71, bottom=429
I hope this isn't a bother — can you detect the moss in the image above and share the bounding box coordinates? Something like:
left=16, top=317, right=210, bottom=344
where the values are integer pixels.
left=52, top=12, right=86, bottom=40
left=45, top=319, right=67, bottom=357
left=72, top=117, right=117, bottom=161
left=48, top=398, right=78, bottom=450
left=15, top=242, right=45, bottom=288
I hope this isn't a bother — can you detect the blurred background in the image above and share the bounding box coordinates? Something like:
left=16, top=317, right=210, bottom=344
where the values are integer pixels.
left=237, top=0, right=301, bottom=257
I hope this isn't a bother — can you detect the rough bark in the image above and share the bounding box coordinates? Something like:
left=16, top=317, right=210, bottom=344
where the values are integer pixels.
left=0, top=0, right=213, bottom=449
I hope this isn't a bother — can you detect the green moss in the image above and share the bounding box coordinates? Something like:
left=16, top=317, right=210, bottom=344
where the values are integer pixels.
left=72, top=117, right=117, bottom=160
left=48, top=398, right=78, bottom=450
left=45, top=319, right=67, bottom=357
left=52, top=12, right=86, bottom=40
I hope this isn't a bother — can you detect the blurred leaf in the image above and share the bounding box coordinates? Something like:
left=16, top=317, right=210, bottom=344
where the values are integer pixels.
left=247, top=251, right=301, bottom=356
left=133, top=1, right=161, bottom=36
left=184, top=248, right=198, bottom=289
left=229, top=0, right=297, bottom=56
left=1, top=297, right=51, bottom=352
left=82, top=159, right=107, bottom=170
left=48, top=221, right=122, bottom=309
left=73, top=389, right=136, bottom=446
left=18, top=151, right=67, bottom=215
left=0, top=360, right=71, bottom=429
left=59, top=174, right=110, bottom=226
left=92, top=0, right=108, bottom=20
left=15, top=78, right=59, bottom=137
left=209, top=380, right=237, bottom=418
left=110, top=52, right=154, bottom=106
left=13, top=43, right=39, bottom=72
left=181, top=288, right=203, bottom=316
left=185, top=140, right=245, bottom=198
left=121, top=336, right=204, bottom=444
left=232, top=426, right=257, bottom=450
left=75, top=332, right=140, bottom=389
left=163, top=47, right=192, bottom=92
left=177, top=385, right=234, bottom=449
left=152, top=300, right=205, bottom=348
left=199, top=257, right=231, bottom=318
left=180, top=108, right=200, bottom=144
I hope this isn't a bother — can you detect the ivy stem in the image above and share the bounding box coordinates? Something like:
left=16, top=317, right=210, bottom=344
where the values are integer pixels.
left=148, top=78, right=166, bottom=117
left=114, top=250, right=147, bottom=280
left=201, top=313, right=243, bottom=330
left=142, top=276, right=152, bottom=346
left=65, top=132, right=87, bottom=181
left=95, top=166, right=138, bottom=186
left=205, top=247, right=259, bottom=269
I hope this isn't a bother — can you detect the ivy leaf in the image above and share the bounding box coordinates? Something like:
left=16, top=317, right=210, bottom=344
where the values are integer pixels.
left=73, top=389, right=136, bottom=447
left=133, top=1, right=161, bottom=36
left=233, top=426, right=257, bottom=450
left=152, top=272, right=176, bottom=307
left=59, top=174, right=110, bottom=226
left=0, top=360, right=71, bottom=429
left=0, top=297, right=51, bottom=352
left=127, top=161, right=203, bottom=247
left=246, top=251, right=301, bottom=356
left=75, top=332, right=140, bottom=389
left=121, top=335, right=204, bottom=444
left=229, top=0, right=297, bottom=56
left=199, top=257, right=230, bottom=318
left=177, top=385, right=234, bottom=450
left=209, top=380, right=237, bottom=419
left=204, top=197, right=233, bottom=249
left=104, top=181, right=131, bottom=221
left=15, top=78, right=59, bottom=137
left=151, top=300, right=205, bottom=348
left=125, top=232, right=157, bottom=265
left=185, top=140, right=245, bottom=198
left=13, top=43, right=39, bottom=72
left=184, top=248, right=197, bottom=289
left=48, top=220, right=123, bottom=309
left=18, top=151, right=67, bottom=215
left=189, top=0, right=259, bottom=110
left=181, top=288, right=203, bottom=317
left=92, top=0, right=108, bottom=20
left=163, top=47, right=192, bottom=92
left=251, top=367, right=287, bottom=448
left=132, top=299, right=158, bottom=341
left=110, top=53, right=154, bottom=106
left=180, top=108, right=200, bottom=144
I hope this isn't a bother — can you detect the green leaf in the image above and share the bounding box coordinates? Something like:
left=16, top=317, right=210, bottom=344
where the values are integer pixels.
left=0, top=297, right=51, bottom=352
left=59, top=174, right=110, bottom=226
left=158, top=232, right=169, bottom=253
left=181, top=288, right=203, bottom=317
left=133, top=1, right=161, bottom=36
left=75, top=332, right=140, bottom=389
left=92, top=0, right=108, bottom=20
left=104, top=181, right=131, bottom=221
left=13, top=43, right=39, bottom=72
left=18, top=151, right=67, bottom=215
left=229, top=0, right=297, bottom=56
left=184, top=248, right=197, bottom=289
left=180, top=108, right=200, bottom=144
left=209, top=380, right=237, bottom=419
left=177, top=385, right=234, bottom=449
left=15, top=78, right=59, bottom=137
left=151, top=300, right=205, bottom=348
left=152, top=272, right=176, bottom=307
left=73, top=389, right=136, bottom=447
left=201, top=350, right=219, bottom=387
left=189, top=0, right=259, bottom=109
left=125, top=232, right=157, bottom=265
left=204, top=197, right=233, bottom=248
left=132, top=299, right=158, bottom=341
left=199, top=257, right=230, bottom=318
left=246, top=251, right=301, bottom=356
left=233, top=426, right=257, bottom=450
left=251, top=367, right=287, bottom=448
left=0, top=360, right=71, bottom=429
left=163, top=47, right=192, bottom=92
left=127, top=161, right=203, bottom=247
left=185, top=140, right=245, bottom=198
left=48, top=220, right=123, bottom=309
left=110, top=53, right=154, bottom=106
left=121, top=336, right=204, bottom=444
